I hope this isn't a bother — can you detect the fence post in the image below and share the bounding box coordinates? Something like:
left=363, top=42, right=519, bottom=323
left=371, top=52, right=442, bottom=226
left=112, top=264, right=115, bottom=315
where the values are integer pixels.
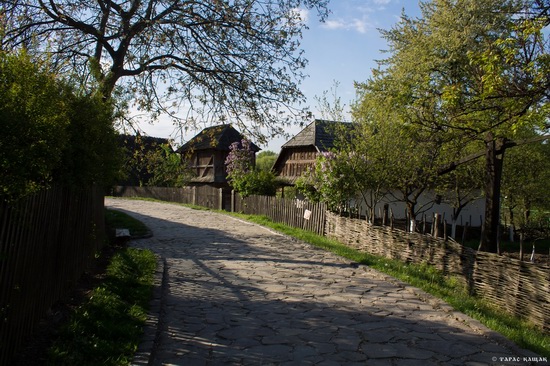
left=231, top=190, right=235, bottom=212
left=192, top=186, right=197, bottom=206
left=462, top=222, right=469, bottom=243
left=433, top=213, right=441, bottom=238
left=422, top=214, right=427, bottom=234
left=219, top=188, right=223, bottom=210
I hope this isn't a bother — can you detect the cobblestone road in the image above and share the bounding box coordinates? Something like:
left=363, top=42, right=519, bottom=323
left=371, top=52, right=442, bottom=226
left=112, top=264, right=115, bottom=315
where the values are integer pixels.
left=105, top=198, right=542, bottom=366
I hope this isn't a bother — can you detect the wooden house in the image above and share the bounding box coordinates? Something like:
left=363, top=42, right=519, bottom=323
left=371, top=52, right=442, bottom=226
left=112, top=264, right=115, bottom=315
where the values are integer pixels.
left=272, top=120, right=350, bottom=184
left=177, top=124, right=260, bottom=188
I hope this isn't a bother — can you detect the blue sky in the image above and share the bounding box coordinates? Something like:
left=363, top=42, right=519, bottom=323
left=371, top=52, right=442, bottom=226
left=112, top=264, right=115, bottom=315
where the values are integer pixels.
left=139, top=0, right=422, bottom=152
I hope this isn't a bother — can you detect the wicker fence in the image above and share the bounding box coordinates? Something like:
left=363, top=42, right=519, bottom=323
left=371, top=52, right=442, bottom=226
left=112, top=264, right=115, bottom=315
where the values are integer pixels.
left=325, top=212, right=550, bottom=332
left=0, top=186, right=105, bottom=365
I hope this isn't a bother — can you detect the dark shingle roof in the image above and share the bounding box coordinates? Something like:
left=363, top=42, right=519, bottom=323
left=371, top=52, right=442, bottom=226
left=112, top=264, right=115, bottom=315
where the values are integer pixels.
left=282, top=120, right=350, bottom=152
left=176, top=124, right=260, bottom=153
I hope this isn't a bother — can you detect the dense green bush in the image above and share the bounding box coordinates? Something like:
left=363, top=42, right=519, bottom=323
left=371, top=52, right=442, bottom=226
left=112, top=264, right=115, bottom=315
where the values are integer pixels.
left=0, top=51, right=122, bottom=200
left=0, top=51, right=70, bottom=199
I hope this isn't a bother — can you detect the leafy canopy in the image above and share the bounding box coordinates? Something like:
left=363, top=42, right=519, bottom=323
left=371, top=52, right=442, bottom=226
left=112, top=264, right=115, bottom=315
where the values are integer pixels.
left=1, top=0, right=329, bottom=143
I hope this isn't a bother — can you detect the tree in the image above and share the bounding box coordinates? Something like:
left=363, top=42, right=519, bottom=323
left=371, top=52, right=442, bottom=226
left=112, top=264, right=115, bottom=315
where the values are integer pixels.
left=435, top=139, right=485, bottom=239
left=255, top=151, right=278, bottom=172
left=501, top=136, right=550, bottom=259
left=55, top=92, right=123, bottom=187
left=145, top=143, right=193, bottom=187
left=351, top=78, right=459, bottom=228
left=296, top=150, right=369, bottom=214
left=2, top=0, right=329, bottom=142
left=119, top=134, right=190, bottom=187
left=362, top=0, right=549, bottom=252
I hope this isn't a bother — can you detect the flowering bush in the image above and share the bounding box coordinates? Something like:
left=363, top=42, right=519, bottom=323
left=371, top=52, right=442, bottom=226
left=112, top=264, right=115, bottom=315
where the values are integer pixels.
left=225, top=139, right=277, bottom=197
left=225, top=139, right=255, bottom=178
left=296, top=151, right=358, bottom=212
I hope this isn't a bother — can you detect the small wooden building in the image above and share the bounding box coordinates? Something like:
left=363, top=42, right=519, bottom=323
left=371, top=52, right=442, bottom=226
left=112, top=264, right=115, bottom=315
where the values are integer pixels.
left=177, top=124, right=260, bottom=188
left=272, top=120, right=350, bottom=184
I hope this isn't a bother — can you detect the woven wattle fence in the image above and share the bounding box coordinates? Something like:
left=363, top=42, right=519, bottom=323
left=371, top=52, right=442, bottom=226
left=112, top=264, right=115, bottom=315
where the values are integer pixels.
left=325, top=212, right=550, bottom=333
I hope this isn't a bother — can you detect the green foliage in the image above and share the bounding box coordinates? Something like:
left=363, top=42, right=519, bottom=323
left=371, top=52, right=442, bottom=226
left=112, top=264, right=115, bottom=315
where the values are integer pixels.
left=378, top=0, right=549, bottom=137
left=255, top=151, right=277, bottom=172
left=226, top=139, right=277, bottom=197
left=502, top=137, right=550, bottom=238
left=146, top=143, right=192, bottom=187
left=48, top=247, right=156, bottom=366
left=55, top=92, right=123, bottom=187
left=0, top=50, right=123, bottom=200
left=0, top=51, right=70, bottom=199
left=350, top=0, right=549, bottom=237
left=227, top=170, right=278, bottom=197
left=119, top=136, right=190, bottom=187
left=296, top=151, right=359, bottom=212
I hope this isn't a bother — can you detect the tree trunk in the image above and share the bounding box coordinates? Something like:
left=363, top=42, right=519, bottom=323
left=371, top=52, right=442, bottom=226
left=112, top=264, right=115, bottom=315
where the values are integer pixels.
left=508, top=206, right=515, bottom=242
left=479, top=133, right=506, bottom=253
left=519, top=231, right=524, bottom=261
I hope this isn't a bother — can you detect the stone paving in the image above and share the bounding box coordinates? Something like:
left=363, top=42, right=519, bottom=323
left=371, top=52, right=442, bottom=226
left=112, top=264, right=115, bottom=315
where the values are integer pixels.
left=105, top=198, right=545, bottom=366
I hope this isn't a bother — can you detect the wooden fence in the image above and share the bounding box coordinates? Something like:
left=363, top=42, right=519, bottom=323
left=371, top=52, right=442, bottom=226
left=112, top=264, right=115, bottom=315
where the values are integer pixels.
left=234, top=194, right=326, bottom=236
left=0, top=186, right=105, bottom=365
left=112, top=186, right=326, bottom=236
left=325, top=212, right=550, bottom=333
left=112, top=185, right=228, bottom=210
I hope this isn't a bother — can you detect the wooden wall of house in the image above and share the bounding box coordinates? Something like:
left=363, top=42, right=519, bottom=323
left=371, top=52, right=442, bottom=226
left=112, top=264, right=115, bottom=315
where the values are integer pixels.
left=277, top=146, right=318, bottom=179
left=187, top=150, right=229, bottom=183
left=213, top=151, right=228, bottom=181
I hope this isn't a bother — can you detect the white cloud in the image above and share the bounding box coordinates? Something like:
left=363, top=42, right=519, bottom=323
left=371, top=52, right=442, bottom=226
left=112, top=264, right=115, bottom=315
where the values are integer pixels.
left=319, top=1, right=384, bottom=34
left=352, top=18, right=369, bottom=33
left=321, top=16, right=372, bottom=34
left=323, top=19, right=347, bottom=30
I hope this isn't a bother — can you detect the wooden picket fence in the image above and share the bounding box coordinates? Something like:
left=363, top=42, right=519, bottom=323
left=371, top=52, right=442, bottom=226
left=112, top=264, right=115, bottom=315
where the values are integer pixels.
left=0, top=186, right=105, bottom=365
left=112, top=186, right=326, bottom=235
left=112, top=185, right=229, bottom=210
left=234, top=193, right=326, bottom=236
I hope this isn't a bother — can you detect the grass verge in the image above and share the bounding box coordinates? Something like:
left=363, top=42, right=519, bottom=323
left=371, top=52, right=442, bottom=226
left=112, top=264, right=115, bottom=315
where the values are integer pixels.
left=231, top=213, right=550, bottom=358
left=105, top=208, right=150, bottom=237
left=47, top=211, right=156, bottom=366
